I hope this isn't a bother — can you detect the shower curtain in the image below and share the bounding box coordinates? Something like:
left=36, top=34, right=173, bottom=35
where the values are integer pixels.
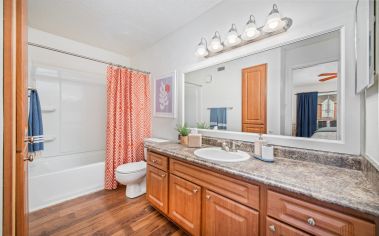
left=105, top=66, right=152, bottom=190
left=296, top=92, right=318, bottom=138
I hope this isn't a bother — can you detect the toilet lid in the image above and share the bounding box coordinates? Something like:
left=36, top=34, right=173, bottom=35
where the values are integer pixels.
left=116, top=161, right=146, bottom=174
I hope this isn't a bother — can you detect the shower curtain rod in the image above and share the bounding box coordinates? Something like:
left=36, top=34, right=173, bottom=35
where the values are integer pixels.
left=28, top=42, right=151, bottom=75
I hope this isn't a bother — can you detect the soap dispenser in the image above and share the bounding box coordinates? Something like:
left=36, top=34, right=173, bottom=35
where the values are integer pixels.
left=254, top=134, right=266, bottom=156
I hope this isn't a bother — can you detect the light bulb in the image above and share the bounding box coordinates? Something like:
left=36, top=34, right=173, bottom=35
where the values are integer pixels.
left=268, top=19, right=279, bottom=29
left=195, top=37, right=208, bottom=57
left=212, top=41, right=220, bottom=50
left=208, top=31, right=223, bottom=52
left=263, top=4, right=284, bottom=32
left=246, top=29, right=257, bottom=38
left=226, top=24, right=241, bottom=46
left=242, top=15, right=260, bottom=40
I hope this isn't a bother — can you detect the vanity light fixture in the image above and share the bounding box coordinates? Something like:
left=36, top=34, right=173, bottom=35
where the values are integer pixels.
left=195, top=37, right=209, bottom=57
left=242, top=15, right=261, bottom=41
left=209, top=31, right=224, bottom=53
left=225, top=24, right=242, bottom=47
left=263, top=4, right=285, bottom=32
left=196, top=3, right=292, bottom=58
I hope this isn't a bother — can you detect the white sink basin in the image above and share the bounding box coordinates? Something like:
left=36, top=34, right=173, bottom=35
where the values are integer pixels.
left=194, top=147, right=250, bottom=162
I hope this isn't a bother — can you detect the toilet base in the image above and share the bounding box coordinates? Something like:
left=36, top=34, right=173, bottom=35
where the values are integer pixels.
left=125, top=177, right=146, bottom=198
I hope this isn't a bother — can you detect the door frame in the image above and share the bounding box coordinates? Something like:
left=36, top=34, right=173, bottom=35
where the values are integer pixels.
left=3, top=0, right=29, bottom=235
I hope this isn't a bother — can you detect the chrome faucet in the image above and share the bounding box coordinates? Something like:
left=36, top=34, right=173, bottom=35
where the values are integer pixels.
left=230, top=141, right=238, bottom=152
left=221, top=141, right=230, bottom=152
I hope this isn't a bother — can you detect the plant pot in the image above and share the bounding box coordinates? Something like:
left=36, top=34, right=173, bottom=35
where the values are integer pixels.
left=180, top=136, right=189, bottom=146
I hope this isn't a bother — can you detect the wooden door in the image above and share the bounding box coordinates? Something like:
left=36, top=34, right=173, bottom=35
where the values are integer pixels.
left=3, top=0, right=29, bottom=235
left=203, top=189, right=259, bottom=236
left=169, top=174, right=201, bottom=236
left=146, top=165, right=168, bottom=214
left=242, top=64, right=267, bottom=133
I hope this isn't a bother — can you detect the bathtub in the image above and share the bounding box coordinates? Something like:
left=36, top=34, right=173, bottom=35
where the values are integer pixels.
left=28, top=151, right=105, bottom=212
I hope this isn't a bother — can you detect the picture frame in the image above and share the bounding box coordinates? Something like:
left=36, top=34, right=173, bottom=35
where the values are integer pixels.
left=153, top=71, right=177, bottom=118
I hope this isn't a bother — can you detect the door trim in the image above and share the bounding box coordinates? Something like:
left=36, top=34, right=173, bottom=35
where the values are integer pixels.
left=3, top=0, right=29, bottom=235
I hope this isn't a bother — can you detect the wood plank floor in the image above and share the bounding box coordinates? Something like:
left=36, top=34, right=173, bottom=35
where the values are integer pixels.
left=29, top=187, right=186, bottom=236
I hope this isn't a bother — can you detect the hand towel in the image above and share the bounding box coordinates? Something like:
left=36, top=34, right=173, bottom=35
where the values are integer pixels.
left=28, top=90, right=44, bottom=153
left=209, top=107, right=227, bottom=130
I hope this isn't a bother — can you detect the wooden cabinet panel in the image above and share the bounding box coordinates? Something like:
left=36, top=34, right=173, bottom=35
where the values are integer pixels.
left=169, top=174, right=201, bottom=236
left=242, top=64, right=267, bottom=133
left=147, top=151, right=168, bottom=171
left=203, top=190, right=259, bottom=236
left=170, top=159, right=260, bottom=210
left=267, top=191, right=375, bottom=236
left=242, top=124, right=265, bottom=134
left=146, top=165, right=168, bottom=214
left=266, top=217, right=310, bottom=236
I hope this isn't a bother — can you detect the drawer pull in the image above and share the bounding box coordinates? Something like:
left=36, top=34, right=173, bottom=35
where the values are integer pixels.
left=206, top=195, right=211, bottom=200
left=307, top=217, right=316, bottom=226
left=161, top=173, right=166, bottom=178
left=193, top=188, right=199, bottom=193
left=152, top=159, right=157, bottom=163
left=269, top=225, right=276, bottom=232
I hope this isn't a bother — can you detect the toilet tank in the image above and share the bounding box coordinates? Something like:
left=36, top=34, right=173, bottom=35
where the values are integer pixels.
left=143, top=138, right=169, bottom=160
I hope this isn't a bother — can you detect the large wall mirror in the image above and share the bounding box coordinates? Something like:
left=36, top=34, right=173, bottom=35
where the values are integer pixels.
left=184, top=30, right=341, bottom=141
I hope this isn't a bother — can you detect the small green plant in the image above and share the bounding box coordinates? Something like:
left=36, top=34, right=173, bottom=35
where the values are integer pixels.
left=176, top=123, right=190, bottom=136
left=196, top=122, right=209, bottom=129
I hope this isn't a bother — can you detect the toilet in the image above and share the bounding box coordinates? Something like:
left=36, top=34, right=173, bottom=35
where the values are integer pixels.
left=115, top=138, right=168, bottom=198
left=116, top=161, right=147, bottom=198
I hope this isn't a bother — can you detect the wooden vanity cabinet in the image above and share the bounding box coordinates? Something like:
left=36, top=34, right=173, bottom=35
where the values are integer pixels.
left=146, top=151, right=377, bottom=236
left=203, top=189, right=259, bottom=236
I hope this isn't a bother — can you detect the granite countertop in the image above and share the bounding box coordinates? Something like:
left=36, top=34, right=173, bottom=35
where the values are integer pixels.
left=145, top=141, right=379, bottom=217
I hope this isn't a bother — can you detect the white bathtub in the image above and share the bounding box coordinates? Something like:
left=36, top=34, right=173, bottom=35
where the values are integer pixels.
left=28, top=151, right=105, bottom=212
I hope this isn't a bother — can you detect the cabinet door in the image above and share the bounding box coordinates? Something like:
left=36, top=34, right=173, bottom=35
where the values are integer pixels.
left=146, top=165, right=168, bottom=214
left=203, top=190, right=259, bottom=236
left=169, top=174, right=201, bottom=236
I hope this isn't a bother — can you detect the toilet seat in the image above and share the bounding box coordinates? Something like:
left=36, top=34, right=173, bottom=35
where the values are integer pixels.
left=116, top=161, right=146, bottom=174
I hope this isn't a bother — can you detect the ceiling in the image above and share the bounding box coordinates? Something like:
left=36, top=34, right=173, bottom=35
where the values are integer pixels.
left=28, top=0, right=222, bottom=56
left=293, top=61, right=338, bottom=87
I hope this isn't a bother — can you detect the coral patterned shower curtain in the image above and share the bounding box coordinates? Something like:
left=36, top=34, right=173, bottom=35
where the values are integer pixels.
left=105, top=66, right=152, bottom=189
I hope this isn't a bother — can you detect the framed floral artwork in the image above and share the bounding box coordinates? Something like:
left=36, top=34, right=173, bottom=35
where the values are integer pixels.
left=153, top=71, right=176, bottom=118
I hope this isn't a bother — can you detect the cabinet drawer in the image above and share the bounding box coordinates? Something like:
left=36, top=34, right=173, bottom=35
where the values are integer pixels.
left=266, top=217, right=310, bottom=236
left=203, top=190, right=259, bottom=236
left=267, top=191, right=375, bottom=236
left=170, top=159, right=259, bottom=210
left=147, top=151, right=168, bottom=171
left=146, top=165, right=168, bottom=214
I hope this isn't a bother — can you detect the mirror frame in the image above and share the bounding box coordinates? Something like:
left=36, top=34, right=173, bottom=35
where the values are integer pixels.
left=179, top=13, right=362, bottom=155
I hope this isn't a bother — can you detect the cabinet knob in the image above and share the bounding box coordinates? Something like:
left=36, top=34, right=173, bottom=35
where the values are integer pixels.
left=269, top=225, right=276, bottom=232
left=193, top=188, right=199, bottom=193
left=161, top=173, right=166, bottom=178
left=307, top=217, right=316, bottom=226
left=206, top=195, right=211, bottom=200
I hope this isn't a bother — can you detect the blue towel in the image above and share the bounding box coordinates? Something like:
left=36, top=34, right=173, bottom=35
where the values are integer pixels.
left=28, top=90, right=44, bottom=153
left=209, top=108, right=227, bottom=130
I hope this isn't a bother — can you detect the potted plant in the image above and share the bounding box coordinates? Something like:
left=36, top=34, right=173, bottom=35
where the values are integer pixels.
left=176, top=123, right=190, bottom=146
left=196, top=122, right=209, bottom=129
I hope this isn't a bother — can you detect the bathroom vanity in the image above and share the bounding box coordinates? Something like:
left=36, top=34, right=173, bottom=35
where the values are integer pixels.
left=145, top=141, right=379, bottom=236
